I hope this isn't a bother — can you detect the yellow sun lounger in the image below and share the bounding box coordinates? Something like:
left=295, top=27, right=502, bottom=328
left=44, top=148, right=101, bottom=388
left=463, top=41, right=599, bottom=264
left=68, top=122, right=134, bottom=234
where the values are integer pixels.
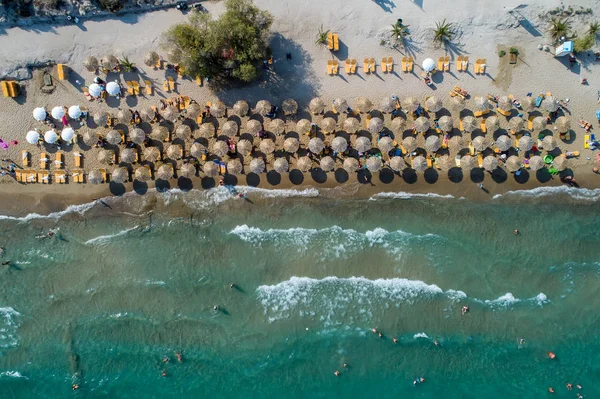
left=40, top=152, right=47, bottom=169
left=327, top=60, right=333, bottom=75
left=387, top=57, right=393, bottom=72
left=497, top=108, right=511, bottom=117
left=479, top=59, right=486, bottom=74
left=57, top=64, right=68, bottom=80
left=444, top=56, right=450, bottom=72
left=74, top=152, right=83, bottom=168
left=163, top=80, right=169, bottom=92
left=407, top=57, right=413, bottom=72
left=22, top=150, right=30, bottom=167
left=333, top=34, right=339, bottom=52
left=363, top=58, right=369, bottom=73
left=427, top=157, right=433, bottom=168
left=401, top=56, right=407, bottom=72
left=382, top=57, right=388, bottom=73
left=455, top=155, right=461, bottom=167
left=480, top=120, right=487, bottom=133
left=528, top=115, right=534, bottom=131
left=456, top=55, right=463, bottom=71
left=477, top=154, right=484, bottom=168
left=145, top=80, right=153, bottom=95
left=55, top=152, right=63, bottom=169
left=1, top=81, right=18, bottom=97
left=474, top=110, right=489, bottom=118
left=327, top=32, right=334, bottom=50
left=584, top=135, right=590, bottom=149
left=469, top=143, right=475, bottom=155
left=332, top=60, right=339, bottom=75
left=461, top=56, right=469, bottom=72
left=369, top=58, right=375, bottom=73
left=345, top=59, right=351, bottom=74
left=350, top=59, right=357, bottom=73
left=437, top=57, right=444, bottom=72
left=168, top=77, right=175, bottom=91
left=195, top=76, right=203, bottom=86
left=54, top=171, right=66, bottom=184
left=155, top=59, right=162, bottom=69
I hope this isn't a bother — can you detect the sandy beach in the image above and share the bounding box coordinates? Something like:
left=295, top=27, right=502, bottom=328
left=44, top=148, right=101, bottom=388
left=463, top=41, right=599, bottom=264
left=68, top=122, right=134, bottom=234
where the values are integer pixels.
left=1, top=0, right=600, bottom=216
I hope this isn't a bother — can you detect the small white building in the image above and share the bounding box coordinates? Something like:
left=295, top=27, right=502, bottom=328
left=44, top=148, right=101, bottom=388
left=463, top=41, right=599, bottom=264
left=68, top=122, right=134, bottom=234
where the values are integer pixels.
left=554, top=41, right=573, bottom=57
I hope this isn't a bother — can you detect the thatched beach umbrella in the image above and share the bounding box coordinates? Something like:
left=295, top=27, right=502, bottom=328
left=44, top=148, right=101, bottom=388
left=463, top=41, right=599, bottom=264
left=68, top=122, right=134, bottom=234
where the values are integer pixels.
left=157, top=164, right=174, bottom=180
left=473, top=96, right=492, bottom=112
left=389, top=156, right=406, bottom=172
left=320, top=156, right=335, bottom=172
left=198, top=123, right=215, bottom=138
left=166, top=144, right=182, bottom=160
left=332, top=136, right=348, bottom=153
left=296, top=119, right=312, bottom=135
left=355, top=136, right=371, bottom=153
left=355, top=97, right=373, bottom=113
left=553, top=155, right=567, bottom=171
left=332, top=98, right=348, bottom=113
left=111, top=167, right=128, bottom=183
left=506, top=156, right=522, bottom=172
left=297, top=156, right=312, bottom=172
left=120, top=148, right=136, bottom=164
left=282, top=98, right=298, bottom=115
left=134, top=166, right=151, bottom=181
left=186, top=103, right=201, bottom=120
left=343, top=157, right=359, bottom=173
left=412, top=155, right=427, bottom=172
left=82, top=131, right=98, bottom=146
left=139, top=107, right=155, bottom=123
left=190, top=142, right=207, bottom=158
left=521, top=96, right=536, bottom=112
left=320, top=117, right=336, bottom=133
left=144, top=51, right=160, bottom=67
left=542, top=96, right=559, bottom=112
left=175, top=124, right=192, bottom=141
left=496, top=135, right=512, bottom=151
left=532, top=116, right=547, bottom=131
left=102, top=55, right=119, bottom=70
left=246, top=120, right=261, bottom=135
left=256, top=100, right=272, bottom=115
left=368, top=117, right=384, bottom=134
left=529, top=155, right=544, bottom=171
left=106, top=130, right=121, bottom=145
left=450, top=96, right=466, bottom=111
left=98, top=149, right=115, bottom=164
left=130, top=128, right=145, bottom=144
left=509, top=116, right=524, bottom=132
left=448, top=135, right=464, bottom=150
left=343, top=117, right=360, bottom=133
left=425, top=135, right=441, bottom=152
left=414, top=116, right=430, bottom=133
left=227, top=159, right=243, bottom=175
left=518, top=135, right=533, bottom=151
left=378, top=136, right=394, bottom=153
left=462, top=116, right=478, bottom=132
left=284, top=137, right=299, bottom=153
left=180, top=163, right=196, bottom=178
left=269, top=119, right=286, bottom=135
left=425, top=96, right=443, bottom=113
left=273, top=158, right=289, bottom=173
left=485, top=116, right=500, bottom=132
left=151, top=126, right=169, bottom=141
left=542, top=135, right=558, bottom=151
left=391, top=117, right=406, bottom=133
left=461, top=155, right=477, bottom=170
left=498, top=96, right=512, bottom=112
left=203, top=161, right=218, bottom=177
left=366, top=156, right=383, bottom=172
left=483, top=156, right=499, bottom=172
left=259, top=138, right=275, bottom=154
left=402, top=136, right=417, bottom=152
left=250, top=158, right=265, bottom=174
left=309, top=97, right=325, bottom=114
left=221, top=121, right=238, bottom=138
left=472, top=136, right=488, bottom=152
left=232, top=100, right=249, bottom=117
left=93, top=112, right=108, bottom=126
left=438, top=116, right=453, bottom=132
left=116, top=109, right=132, bottom=124
left=236, top=139, right=253, bottom=156
left=308, top=137, right=324, bottom=153
left=402, top=97, right=419, bottom=113
left=162, top=105, right=178, bottom=122
left=436, top=155, right=453, bottom=171
left=555, top=116, right=571, bottom=133
left=212, top=140, right=229, bottom=157
left=88, top=169, right=103, bottom=184
left=144, top=147, right=161, bottom=162
left=83, top=56, right=99, bottom=72
left=380, top=97, right=396, bottom=113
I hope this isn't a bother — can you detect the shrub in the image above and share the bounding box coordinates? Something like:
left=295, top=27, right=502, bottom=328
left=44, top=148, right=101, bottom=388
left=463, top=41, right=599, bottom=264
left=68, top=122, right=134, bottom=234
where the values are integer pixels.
left=33, top=0, right=60, bottom=11
left=498, top=50, right=506, bottom=57
left=574, top=34, right=594, bottom=52
left=432, top=19, right=456, bottom=48
left=98, top=0, right=124, bottom=13
left=509, top=47, right=518, bottom=54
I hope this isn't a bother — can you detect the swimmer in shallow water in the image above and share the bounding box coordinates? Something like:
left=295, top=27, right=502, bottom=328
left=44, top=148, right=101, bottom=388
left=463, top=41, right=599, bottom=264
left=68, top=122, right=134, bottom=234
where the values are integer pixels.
left=334, top=371, right=340, bottom=377
left=461, top=305, right=469, bottom=315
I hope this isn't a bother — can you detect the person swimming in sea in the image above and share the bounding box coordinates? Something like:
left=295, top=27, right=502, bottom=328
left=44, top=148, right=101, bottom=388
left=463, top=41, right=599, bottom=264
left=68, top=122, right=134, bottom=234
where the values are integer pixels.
left=461, top=305, right=469, bottom=315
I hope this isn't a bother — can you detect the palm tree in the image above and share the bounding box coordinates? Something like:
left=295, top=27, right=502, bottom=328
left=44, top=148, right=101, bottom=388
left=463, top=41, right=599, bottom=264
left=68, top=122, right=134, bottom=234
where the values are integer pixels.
left=120, top=56, right=136, bottom=72
left=315, top=25, right=330, bottom=46
left=588, top=21, right=599, bottom=39
left=547, top=17, right=571, bottom=42
left=390, top=24, right=410, bottom=48
left=432, top=19, right=456, bottom=48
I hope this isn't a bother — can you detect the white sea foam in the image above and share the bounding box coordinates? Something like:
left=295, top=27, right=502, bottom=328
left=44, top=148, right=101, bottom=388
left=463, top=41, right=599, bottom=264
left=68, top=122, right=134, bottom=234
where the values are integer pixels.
left=413, top=332, right=430, bottom=339
left=0, top=202, right=96, bottom=223
left=493, top=186, right=600, bottom=202
left=0, top=371, right=27, bottom=379
left=0, top=307, right=21, bottom=349
left=370, top=192, right=456, bottom=200
left=85, top=225, right=139, bottom=245
left=481, top=292, right=550, bottom=308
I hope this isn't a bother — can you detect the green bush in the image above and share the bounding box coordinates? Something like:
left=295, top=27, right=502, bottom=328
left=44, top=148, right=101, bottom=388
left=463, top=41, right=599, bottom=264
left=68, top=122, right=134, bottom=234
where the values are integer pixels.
left=33, top=0, right=59, bottom=11
left=98, top=0, right=124, bottom=13
left=574, top=34, right=594, bottom=52
left=509, top=47, right=518, bottom=54
left=498, top=50, right=506, bottom=57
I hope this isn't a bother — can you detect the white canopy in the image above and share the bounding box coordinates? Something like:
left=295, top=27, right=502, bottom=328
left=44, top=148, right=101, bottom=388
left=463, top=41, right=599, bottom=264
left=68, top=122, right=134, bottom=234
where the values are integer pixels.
left=33, top=107, right=47, bottom=121
left=26, top=130, right=39, bottom=144
left=422, top=58, right=435, bottom=72
left=68, top=105, right=82, bottom=119
left=44, top=129, right=58, bottom=143
left=106, top=81, right=120, bottom=96
left=88, top=83, right=102, bottom=97
left=61, top=127, right=75, bottom=141
left=51, top=106, right=65, bottom=119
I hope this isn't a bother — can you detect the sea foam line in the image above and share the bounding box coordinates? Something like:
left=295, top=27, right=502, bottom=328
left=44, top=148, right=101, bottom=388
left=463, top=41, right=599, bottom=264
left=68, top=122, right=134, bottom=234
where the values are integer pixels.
left=493, top=186, right=600, bottom=202
left=370, top=191, right=456, bottom=200
left=84, top=225, right=139, bottom=245
left=0, top=202, right=96, bottom=223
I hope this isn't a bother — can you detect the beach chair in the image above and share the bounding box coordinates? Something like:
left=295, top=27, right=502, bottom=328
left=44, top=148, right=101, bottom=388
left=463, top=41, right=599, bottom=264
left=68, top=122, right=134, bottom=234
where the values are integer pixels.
left=444, top=56, right=450, bottom=72
left=474, top=110, right=489, bottom=118
left=407, top=57, right=414, bottom=72
left=177, top=65, right=185, bottom=78
left=427, top=157, right=433, bottom=168
left=22, top=150, right=30, bottom=167
left=100, top=169, right=107, bottom=183
left=55, top=152, right=63, bottom=169
left=15, top=170, right=22, bottom=183
left=401, top=57, right=407, bottom=72
left=350, top=59, right=357, bottom=74
left=183, top=96, right=190, bottom=109
left=74, top=152, right=82, bottom=168
left=473, top=59, right=480, bottom=74
left=327, top=60, right=333, bottom=75
left=1, top=81, right=18, bottom=98
left=54, top=171, right=66, bottom=184
left=133, top=81, right=140, bottom=96
left=437, top=57, right=444, bottom=72
left=363, top=58, right=370, bottom=73
left=455, top=155, right=461, bottom=168
left=327, top=32, right=334, bottom=50
left=528, top=115, right=534, bottom=131
left=126, top=81, right=134, bottom=96
left=584, top=134, right=590, bottom=149
left=72, top=169, right=84, bottom=183
left=145, top=80, right=153, bottom=96
left=195, top=76, right=203, bottom=86
left=469, top=143, right=475, bottom=155
left=386, top=57, right=393, bottom=72
left=332, top=60, right=339, bottom=75
left=57, top=64, right=68, bottom=80
left=369, top=58, right=375, bottom=73
left=345, top=59, right=351, bottom=74
left=480, top=120, right=487, bottom=133
left=456, top=56, right=463, bottom=72
left=155, top=58, right=162, bottom=69
left=459, top=120, right=464, bottom=131
left=382, top=57, right=388, bottom=73
left=479, top=59, right=486, bottom=74
left=40, top=152, right=47, bottom=169
left=461, top=56, right=469, bottom=72
left=477, top=154, right=484, bottom=168
left=163, top=80, right=169, bottom=93
left=497, top=108, right=511, bottom=117
left=38, top=171, right=50, bottom=184
left=333, top=34, right=339, bottom=51
left=168, top=77, right=175, bottom=92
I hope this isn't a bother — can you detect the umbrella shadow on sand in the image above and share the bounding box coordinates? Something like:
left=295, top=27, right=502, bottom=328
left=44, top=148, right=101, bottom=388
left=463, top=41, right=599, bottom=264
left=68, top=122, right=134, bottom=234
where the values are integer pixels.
left=334, top=168, right=349, bottom=183
left=177, top=177, right=193, bottom=191
left=155, top=179, right=171, bottom=192
left=201, top=177, right=216, bottom=189
left=491, top=168, right=508, bottom=183
left=246, top=173, right=260, bottom=187
left=402, top=169, right=417, bottom=184
left=133, top=180, right=148, bottom=195
left=536, top=169, right=553, bottom=183
left=310, top=168, right=327, bottom=183
left=109, top=182, right=126, bottom=196
left=379, top=168, right=395, bottom=184
left=514, top=169, right=529, bottom=184
left=424, top=168, right=438, bottom=184
left=448, top=167, right=463, bottom=183
left=289, top=170, right=304, bottom=185
left=266, top=170, right=281, bottom=185
left=470, top=168, right=485, bottom=183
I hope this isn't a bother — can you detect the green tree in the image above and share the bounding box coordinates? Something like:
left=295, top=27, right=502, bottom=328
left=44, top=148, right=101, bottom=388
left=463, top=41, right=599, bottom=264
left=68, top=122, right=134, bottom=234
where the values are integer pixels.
left=316, top=25, right=330, bottom=46
left=161, top=0, right=273, bottom=86
left=432, top=19, right=456, bottom=48
left=120, top=56, right=136, bottom=72
left=547, top=17, right=571, bottom=42
left=390, top=24, right=410, bottom=48
left=588, top=21, right=599, bottom=40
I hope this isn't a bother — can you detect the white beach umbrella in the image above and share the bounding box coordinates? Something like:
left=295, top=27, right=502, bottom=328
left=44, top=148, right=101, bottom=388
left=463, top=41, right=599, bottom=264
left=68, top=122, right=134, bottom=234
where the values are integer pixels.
left=237, top=139, right=253, bottom=156
left=425, top=135, right=441, bottom=152
left=88, top=169, right=104, bottom=184
left=120, top=148, right=136, bottom=164
left=368, top=117, right=384, bottom=134
left=518, top=135, right=533, bottom=151
left=355, top=136, right=372, bottom=153
left=343, top=157, right=359, bottom=173
left=309, top=97, right=325, bottom=114
left=284, top=137, right=299, bottom=153
left=157, top=164, right=174, bottom=180
left=402, top=136, right=417, bottom=152
left=273, top=158, right=289, bottom=173
left=249, top=158, right=266, bottom=174
left=130, top=128, right=146, bottom=144
left=106, top=81, right=120, bottom=96
left=33, top=107, right=47, bottom=121
left=61, top=127, right=75, bottom=142
left=483, top=156, right=499, bottom=172
left=411, top=155, right=428, bottom=172
left=166, top=144, right=182, bottom=160
left=378, top=136, right=394, bottom=153
left=26, top=130, right=40, bottom=144
left=422, top=58, right=435, bottom=72
left=68, top=105, right=82, bottom=119
left=366, top=156, right=383, bottom=172
left=320, top=156, right=335, bottom=172
left=343, top=117, right=360, bottom=133
left=44, top=129, right=58, bottom=143
left=389, top=156, right=406, bottom=172
left=495, top=135, right=512, bottom=151
left=332, top=136, right=348, bottom=153
left=203, top=162, right=219, bottom=177
left=529, top=155, right=545, bottom=171
left=308, top=137, right=325, bottom=154
left=51, top=106, right=65, bottom=119
left=259, top=138, right=275, bottom=154
left=88, top=83, right=102, bottom=98
left=448, top=136, right=464, bottom=150
left=106, top=130, right=121, bottom=145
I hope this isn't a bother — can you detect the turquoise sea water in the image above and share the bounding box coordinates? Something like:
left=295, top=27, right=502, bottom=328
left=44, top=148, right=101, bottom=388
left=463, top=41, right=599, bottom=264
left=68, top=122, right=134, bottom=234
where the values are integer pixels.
left=0, top=186, right=599, bottom=398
